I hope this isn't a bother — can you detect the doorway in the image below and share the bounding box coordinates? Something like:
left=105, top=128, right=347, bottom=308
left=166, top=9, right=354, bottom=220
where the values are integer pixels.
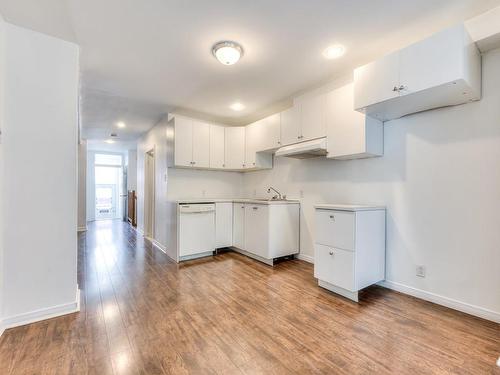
left=93, top=153, right=124, bottom=220
left=144, top=148, right=155, bottom=239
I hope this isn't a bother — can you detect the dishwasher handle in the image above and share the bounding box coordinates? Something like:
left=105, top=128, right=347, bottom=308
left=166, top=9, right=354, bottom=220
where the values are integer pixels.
left=180, top=204, right=215, bottom=213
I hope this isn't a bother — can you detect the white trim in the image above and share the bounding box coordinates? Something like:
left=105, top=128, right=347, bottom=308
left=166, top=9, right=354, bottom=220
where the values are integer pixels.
left=297, top=253, right=314, bottom=263
left=1, top=288, right=81, bottom=331
left=151, top=239, right=167, bottom=254
left=77, top=226, right=87, bottom=232
left=0, top=322, right=5, bottom=338
left=136, top=227, right=144, bottom=235
left=378, top=280, right=500, bottom=323
left=319, top=280, right=359, bottom=302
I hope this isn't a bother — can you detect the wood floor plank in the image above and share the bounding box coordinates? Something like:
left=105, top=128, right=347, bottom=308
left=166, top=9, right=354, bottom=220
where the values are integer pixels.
left=0, top=220, right=498, bottom=374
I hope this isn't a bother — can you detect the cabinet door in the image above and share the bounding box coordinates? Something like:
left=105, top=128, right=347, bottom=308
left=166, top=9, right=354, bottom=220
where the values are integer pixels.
left=353, top=52, right=400, bottom=110
left=210, top=124, right=225, bottom=169
left=300, top=94, right=326, bottom=141
left=280, top=106, right=300, bottom=146
left=225, top=127, right=246, bottom=169
left=233, top=203, right=245, bottom=249
left=174, top=117, right=193, bottom=167
left=399, top=25, right=462, bottom=95
left=216, top=203, right=233, bottom=248
left=192, top=120, right=210, bottom=168
left=244, top=204, right=269, bottom=258
left=261, top=113, right=281, bottom=150
left=245, top=122, right=258, bottom=168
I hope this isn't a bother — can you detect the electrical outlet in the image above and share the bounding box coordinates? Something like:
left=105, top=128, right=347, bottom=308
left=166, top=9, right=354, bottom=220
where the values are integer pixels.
left=416, top=265, right=426, bottom=278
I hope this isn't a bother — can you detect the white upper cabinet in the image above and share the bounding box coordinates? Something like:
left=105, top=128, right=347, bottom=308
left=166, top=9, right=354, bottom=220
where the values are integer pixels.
left=209, top=124, right=225, bottom=169
left=353, top=53, right=400, bottom=111
left=244, top=121, right=259, bottom=168
left=280, top=106, right=300, bottom=146
left=354, top=24, right=481, bottom=121
left=299, top=93, right=327, bottom=141
left=174, top=116, right=194, bottom=167
left=225, top=126, right=246, bottom=169
left=260, top=113, right=281, bottom=151
left=173, top=116, right=209, bottom=168
left=191, top=119, right=210, bottom=168
left=326, top=83, right=383, bottom=160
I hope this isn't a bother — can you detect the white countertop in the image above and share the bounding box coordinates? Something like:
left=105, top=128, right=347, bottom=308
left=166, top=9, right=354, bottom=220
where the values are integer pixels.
left=176, top=198, right=300, bottom=205
left=314, top=204, right=385, bottom=211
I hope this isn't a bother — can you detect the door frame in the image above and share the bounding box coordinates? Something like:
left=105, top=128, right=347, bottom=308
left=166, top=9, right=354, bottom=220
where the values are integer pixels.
left=144, top=147, right=156, bottom=239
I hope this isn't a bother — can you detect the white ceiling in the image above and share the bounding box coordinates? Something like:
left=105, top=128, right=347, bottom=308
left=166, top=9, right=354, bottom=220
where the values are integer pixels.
left=1, top=0, right=500, bottom=141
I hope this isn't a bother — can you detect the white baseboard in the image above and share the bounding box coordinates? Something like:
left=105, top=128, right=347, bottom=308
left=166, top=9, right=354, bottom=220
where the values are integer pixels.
left=297, top=253, right=314, bottom=264
left=151, top=239, right=167, bottom=254
left=0, top=288, right=81, bottom=333
left=0, top=322, right=5, bottom=338
left=379, top=280, right=500, bottom=323
left=77, top=226, right=87, bottom=232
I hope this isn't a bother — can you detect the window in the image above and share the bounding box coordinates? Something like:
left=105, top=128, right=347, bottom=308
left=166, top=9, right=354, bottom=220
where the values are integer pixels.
left=95, top=153, right=122, bottom=166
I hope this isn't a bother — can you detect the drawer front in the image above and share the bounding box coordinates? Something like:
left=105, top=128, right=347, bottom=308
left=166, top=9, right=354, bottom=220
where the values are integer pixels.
left=315, top=209, right=355, bottom=251
left=314, top=244, right=355, bottom=291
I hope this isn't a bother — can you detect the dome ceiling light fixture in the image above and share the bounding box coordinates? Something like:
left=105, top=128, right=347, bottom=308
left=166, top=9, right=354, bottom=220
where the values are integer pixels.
left=212, top=41, right=244, bottom=65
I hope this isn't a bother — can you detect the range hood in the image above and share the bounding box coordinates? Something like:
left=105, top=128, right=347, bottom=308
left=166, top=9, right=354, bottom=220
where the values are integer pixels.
left=275, top=137, right=328, bottom=159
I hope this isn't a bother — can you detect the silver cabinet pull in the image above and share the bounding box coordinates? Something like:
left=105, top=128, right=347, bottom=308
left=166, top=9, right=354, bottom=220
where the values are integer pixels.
left=399, top=85, right=406, bottom=91
left=329, top=251, right=334, bottom=255
left=392, top=86, right=399, bottom=92
left=329, top=215, right=335, bottom=220
left=253, top=206, right=258, bottom=210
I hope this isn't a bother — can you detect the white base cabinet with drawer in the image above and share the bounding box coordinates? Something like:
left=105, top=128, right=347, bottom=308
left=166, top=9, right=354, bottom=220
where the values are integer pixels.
left=314, top=205, right=386, bottom=302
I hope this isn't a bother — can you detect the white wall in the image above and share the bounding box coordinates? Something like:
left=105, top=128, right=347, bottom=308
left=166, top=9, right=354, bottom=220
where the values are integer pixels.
left=127, top=149, right=137, bottom=192
left=77, top=140, right=87, bottom=231
left=243, top=48, right=500, bottom=318
left=137, top=117, right=169, bottom=246
left=1, top=23, right=79, bottom=321
left=0, top=15, right=4, bottom=333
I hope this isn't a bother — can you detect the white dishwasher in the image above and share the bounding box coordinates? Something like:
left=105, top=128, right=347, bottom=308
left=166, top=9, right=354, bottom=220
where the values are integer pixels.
left=179, top=203, right=216, bottom=260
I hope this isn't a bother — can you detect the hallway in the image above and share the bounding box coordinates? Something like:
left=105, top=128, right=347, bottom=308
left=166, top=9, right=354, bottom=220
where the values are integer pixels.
left=0, top=220, right=499, bottom=374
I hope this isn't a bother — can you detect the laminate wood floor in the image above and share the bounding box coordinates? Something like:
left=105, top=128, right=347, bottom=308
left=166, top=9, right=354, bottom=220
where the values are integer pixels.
left=0, top=220, right=499, bottom=374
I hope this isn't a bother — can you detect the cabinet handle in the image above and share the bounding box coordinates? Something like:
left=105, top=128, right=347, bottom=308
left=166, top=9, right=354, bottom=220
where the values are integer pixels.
left=329, top=215, right=335, bottom=220
left=398, top=85, right=406, bottom=91
left=222, top=164, right=225, bottom=167
left=392, top=86, right=399, bottom=92
left=329, top=251, right=334, bottom=256
left=253, top=162, right=256, bottom=166
left=192, top=161, right=196, bottom=165
left=253, top=207, right=258, bottom=210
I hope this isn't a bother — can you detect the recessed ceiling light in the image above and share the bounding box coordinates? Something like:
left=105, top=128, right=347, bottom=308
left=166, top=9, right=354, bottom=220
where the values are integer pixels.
left=323, top=44, right=346, bottom=60
left=117, top=121, right=126, bottom=128
left=212, top=41, right=244, bottom=65
left=230, top=102, right=245, bottom=111
left=105, top=139, right=115, bottom=144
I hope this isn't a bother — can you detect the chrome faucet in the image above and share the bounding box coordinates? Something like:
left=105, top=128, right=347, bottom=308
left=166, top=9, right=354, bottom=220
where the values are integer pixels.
left=267, top=186, right=283, bottom=200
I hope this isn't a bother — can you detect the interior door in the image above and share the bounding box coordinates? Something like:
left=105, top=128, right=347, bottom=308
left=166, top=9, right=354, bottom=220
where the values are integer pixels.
left=192, top=119, right=210, bottom=168
left=174, top=117, right=193, bottom=167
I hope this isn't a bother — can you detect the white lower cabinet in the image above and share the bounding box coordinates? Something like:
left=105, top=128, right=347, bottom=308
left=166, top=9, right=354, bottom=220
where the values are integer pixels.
left=314, top=205, right=386, bottom=302
left=232, top=203, right=245, bottom=249
left=232, top=202, right=300, bottom=264
left=215, top=203, right=233, bottom=248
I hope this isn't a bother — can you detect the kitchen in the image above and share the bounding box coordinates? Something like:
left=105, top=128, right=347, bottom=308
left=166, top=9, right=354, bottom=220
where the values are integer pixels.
left=1, top=1, right=499, bottom=373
